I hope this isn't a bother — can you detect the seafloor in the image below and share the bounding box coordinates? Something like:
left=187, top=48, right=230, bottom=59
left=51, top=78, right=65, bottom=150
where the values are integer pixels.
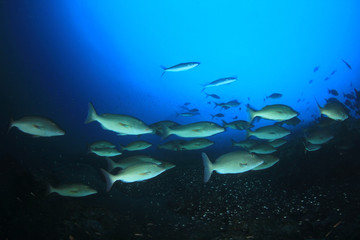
left=1, top=135, right=360, bottom=240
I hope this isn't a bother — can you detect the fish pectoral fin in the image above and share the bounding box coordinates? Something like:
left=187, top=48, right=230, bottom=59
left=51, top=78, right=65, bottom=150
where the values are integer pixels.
left=33, top=124, right=42, bottom=129
left=118, top=122, right=128, bottom=127
left=192, top=129, right=200, bottom=132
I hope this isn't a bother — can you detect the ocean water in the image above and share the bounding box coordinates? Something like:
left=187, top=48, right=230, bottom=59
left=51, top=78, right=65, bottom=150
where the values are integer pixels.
left=1, top=0, right=360, bottom=239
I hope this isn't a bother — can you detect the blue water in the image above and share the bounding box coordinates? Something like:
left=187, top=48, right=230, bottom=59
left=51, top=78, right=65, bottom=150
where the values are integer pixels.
left=1, top=1, right=360, bottom=239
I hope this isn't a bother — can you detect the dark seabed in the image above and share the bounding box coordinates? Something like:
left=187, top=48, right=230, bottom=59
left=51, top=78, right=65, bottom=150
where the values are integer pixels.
left=1, top=128, right=360, bottom=240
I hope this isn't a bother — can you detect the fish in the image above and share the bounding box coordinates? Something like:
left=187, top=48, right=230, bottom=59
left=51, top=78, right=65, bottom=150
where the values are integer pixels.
left=180, top=139, right=214, bottom=150
left=188, top=108, right=199, bottom=113
left=214, top=100, right=240, bottom=109
left=309, top=79, right=314, bottom=84
left=231, top=139, right=259, bottom=149
left=324, top=77, right=330, bottom=81
left=120, top=141, right=152, bottom=151
left=330, top=70, right=337, bottom=75
left=268, top=138, right=287, bottom=148
left=85, top=103, right=153, bottom=135
left=252, top=155, right=280, bottom=170
left=162, top=121, right=224, bottom=138
left=176, top=112, right=199, bottom=117
left=202, top=151, right=264, bottom=182
left=90, top=141, right=116, bottom=150
left=248, top=143, right=277, bottom=154
left=10, top=116, right=65, bottom=137
left=161, top=62, right=200, bottom=77
left=204, top=93, right=220, bottom=99
left=158, top=140, right=186, bottom=151
left=342, top=59, right=352, bottom=70
left=344, top=93, right=355, bottom=100
left=91, top=148, right=122, bottom=157
left=305, top=129, right=334, bottom=145
left=328, top=89, right=339, bottom=96
left=150, top=121, right=180, bottom=136
left=315, top=99, right=349, bottom=121
left=202, top=77, right=237, bottom=91
left=184, top=102, right=191, bottom=106
left=266, top=93, right=282, bottom=99
left=211, top=113, right=224, bottom=119
left=106, top=155, right=162, bottom=171
left=247, top=104, right=298, bottom=122
left=222, top=120, right=253, bottom=130
left=247, top=125, right=291, bottom=140
left=276, top=117, right=301, bottom=126
left=313, top=66, right=319, bottom=72
left=48, top=184, right=97, bottom=197
left=303, top=142, right=322, bottom=152
left=101, top=163, right=169, bottom=191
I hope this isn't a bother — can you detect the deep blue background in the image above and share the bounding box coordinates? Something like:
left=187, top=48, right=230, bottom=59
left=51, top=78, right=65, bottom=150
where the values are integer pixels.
left=1, top=0, right=360, bottom=165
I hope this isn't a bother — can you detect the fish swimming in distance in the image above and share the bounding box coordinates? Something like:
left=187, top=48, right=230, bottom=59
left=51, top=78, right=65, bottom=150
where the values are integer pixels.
left=303, top=142, right=322, bottom=152
left=222, top=120, right=253, bottom=130
left=85, top=103, right=153, bottom=135
left=161, top=62, right=200, bottom=77
left=247, top=125, right=290, bottom=140
left=10, top=116, right=65, bottom=137
left=266, top=93, right=282, bottom=99
left=150, top=120, right=180, bottom=136
left=176, top=112, right=200, bottom=117
left=158, top=140, right=187, bottom=151
left=120, top=141, right=152, bottom=151
left=231, top=139, right=259, bottom=149
left=202, top=151, right=264, bottom=183
left=248, top=143, right=277, bottom=154
left=204, top=92, right=220, bottom=99
left=202, top=77, right=237, bottom=92
left=342, top=59, right=352, bottom=70
left=179, top=139, right=214, bottom=151
left=328, top=89, right=339, bottom=96
left=305, top=129, right=334, bottom=145
left=91, top=148, right=122, bottom=157
left=268, top=138, right=287, bottom=148
left=48, top=183, right=97, bottom=197
left=252, top=155, right=280, bottom=171
left=90, top=141, right=116, bottom=150
left=162, top=121, right=224, bottom=138
left=211, top=113, right=224, bottom=119
left=315, top=98, right=349, bottom=121
left=313, top=66, right=319, bottom=72
left=101, top=162, right=170, bottom=191
left=106, top=155, right=163, bottom=171
left=247, top=104, right=298, bottom=122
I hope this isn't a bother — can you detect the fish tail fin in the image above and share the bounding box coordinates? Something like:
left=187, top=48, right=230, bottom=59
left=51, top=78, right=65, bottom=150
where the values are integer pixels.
left=201, top=88, right=206, bottom=92
left=160, top=66, right=166, bottom=77
left=161, top=126, right=172, bottom=139
left=105, top=157, right=115, bottom=171
left=8, top=118, right=14, bottom=133
left=85, top=102, right=98, bottom=124
left=47, top=184, right=55, bottom=195
left=247, top=104, right=257, bottom=123
left=213, top=102, right=218, bottom=109
left=221, top=119, right=228, bottom=127
left=230, top=139, right=236, bottom=146
left=204, top=92, right=209, bottom=97
left=202, top=152, right=214, bottom=183
left=101, top=168, right=116, bottom=192
left=313, top=97, right=322, bottom=115
left=246, top=129, right=252, bottom=139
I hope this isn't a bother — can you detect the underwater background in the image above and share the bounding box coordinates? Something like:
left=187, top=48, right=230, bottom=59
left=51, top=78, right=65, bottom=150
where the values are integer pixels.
left=1, top=0, right=360, bottom=239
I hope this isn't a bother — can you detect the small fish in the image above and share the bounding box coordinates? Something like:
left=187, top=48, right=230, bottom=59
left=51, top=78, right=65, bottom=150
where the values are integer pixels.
left=176, top=112, right=199, bottom=117
left=162, top=121, right=224, bottom=138
left=247, top=125, right=291, bottom=140
left=188, top=108, right=199, bottom=112
left=324, top=77, right=330, bottom=81
left=10, top=116, right=65, bottom=137
left=48, top=184, right=97, bottom=197
left=120, top=141, right=152, bottom=151
left=266, top=93, right=282, bottom=99
left=342, top=59, right=352, bottom=70
left=315, top=98, right=349, bottom=121
left=252, top=155, right=280, bottom=170
left=309, top=79, right=313, bottom=84
left=91, top=148, right=122, bottom=157
left=313, top=66, right=319, bottom=72
left=305, top=129, right=334, bottom=145
left=211, top=113, right=224, bottom=119
left=233, top=116, right=238, bottom=119
left=222, top=120, right=253, bottom=130
left=330, top=70, right=337, bottom=75
left=344, top=93, right=355, bottom=100
left=247, top=104, right=298, bottom=122
left=204, top=92, right=220, bottom=99
left=328, top=89, right=339, bottom=96
left=161, top=62, right=200, bottom=77
left=180, top=139, right=214, bottom=150
left=202, top=77, right=237, bottom=92
left=184, top=102, right=191, bottom=105
left=202, top=151, right=264, bottom=182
